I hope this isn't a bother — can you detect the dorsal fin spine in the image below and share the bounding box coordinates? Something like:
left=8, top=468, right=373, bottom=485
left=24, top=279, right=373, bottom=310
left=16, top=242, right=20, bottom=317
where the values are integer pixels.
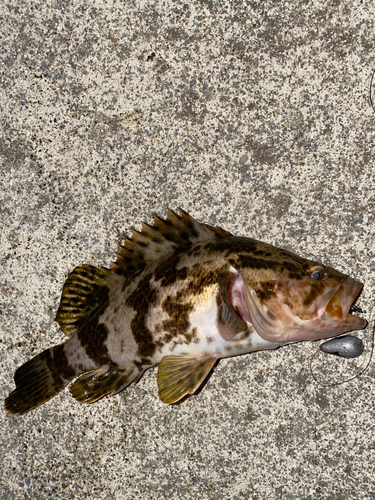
left=111, top=209, right=233, bottom=278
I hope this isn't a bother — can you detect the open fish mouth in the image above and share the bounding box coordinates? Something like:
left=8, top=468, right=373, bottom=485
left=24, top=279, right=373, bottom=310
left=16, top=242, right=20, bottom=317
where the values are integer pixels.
left=232, top=272, right=368, bottom=344
left=325, top=278, right=367, bottom=329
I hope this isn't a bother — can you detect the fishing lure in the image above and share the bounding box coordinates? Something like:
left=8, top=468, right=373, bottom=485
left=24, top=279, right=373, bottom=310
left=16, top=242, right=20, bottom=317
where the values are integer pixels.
left=320, top=335, right=364, bottom=359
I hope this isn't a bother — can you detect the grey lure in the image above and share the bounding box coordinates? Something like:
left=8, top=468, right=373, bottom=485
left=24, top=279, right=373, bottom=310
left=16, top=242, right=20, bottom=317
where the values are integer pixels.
left=320, top=336, right=364, bottom=358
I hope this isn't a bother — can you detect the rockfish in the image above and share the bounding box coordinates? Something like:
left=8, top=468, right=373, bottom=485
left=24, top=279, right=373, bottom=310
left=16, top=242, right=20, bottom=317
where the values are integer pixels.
left=4, top=209, right=367, bottom=414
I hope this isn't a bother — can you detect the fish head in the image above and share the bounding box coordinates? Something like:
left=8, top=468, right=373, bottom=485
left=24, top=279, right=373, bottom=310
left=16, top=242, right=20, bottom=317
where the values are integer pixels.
left=227, top=246, right=367, bottom=344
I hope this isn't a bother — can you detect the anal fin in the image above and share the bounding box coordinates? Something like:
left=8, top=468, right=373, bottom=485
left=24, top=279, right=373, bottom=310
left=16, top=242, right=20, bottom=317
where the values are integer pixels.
left=157, top=355, right=217, bottom=404
left=69, top=364, right=138, bottom=403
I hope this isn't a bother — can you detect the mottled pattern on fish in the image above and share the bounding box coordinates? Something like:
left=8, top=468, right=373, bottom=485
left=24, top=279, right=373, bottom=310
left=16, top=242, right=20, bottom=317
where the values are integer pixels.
left=4, top=209, right=366, bottom=414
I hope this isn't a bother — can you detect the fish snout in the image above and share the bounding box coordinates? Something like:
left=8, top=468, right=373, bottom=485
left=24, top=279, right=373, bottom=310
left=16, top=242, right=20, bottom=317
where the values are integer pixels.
left=325, top=277, right=366, bottom=329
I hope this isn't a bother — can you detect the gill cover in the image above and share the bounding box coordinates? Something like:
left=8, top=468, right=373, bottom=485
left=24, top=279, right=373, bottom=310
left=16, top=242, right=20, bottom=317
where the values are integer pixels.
left=224, top=267, right=285, bottom=342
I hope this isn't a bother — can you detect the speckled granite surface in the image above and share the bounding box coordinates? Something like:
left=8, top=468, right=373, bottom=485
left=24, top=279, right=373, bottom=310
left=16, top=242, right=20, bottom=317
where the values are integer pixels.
left=1, top=0, right=375, bottom=498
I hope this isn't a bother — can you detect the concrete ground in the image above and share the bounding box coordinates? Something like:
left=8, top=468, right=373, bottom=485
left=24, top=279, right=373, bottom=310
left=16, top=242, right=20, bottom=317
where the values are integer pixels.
left=1, top=0, right=375, bottom=498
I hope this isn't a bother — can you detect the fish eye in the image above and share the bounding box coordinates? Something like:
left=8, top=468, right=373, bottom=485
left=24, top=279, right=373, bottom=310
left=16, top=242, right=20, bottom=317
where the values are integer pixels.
left=307, top=266, right=326, bottom=281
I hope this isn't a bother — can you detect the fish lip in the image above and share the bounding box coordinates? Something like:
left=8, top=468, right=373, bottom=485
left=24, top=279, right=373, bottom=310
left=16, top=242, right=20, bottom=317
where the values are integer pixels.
left=325, top=277, right=366, bottom=327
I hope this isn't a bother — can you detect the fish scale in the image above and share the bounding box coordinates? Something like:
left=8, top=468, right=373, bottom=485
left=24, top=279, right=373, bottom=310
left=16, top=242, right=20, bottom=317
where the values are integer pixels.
left=4, top=209, right=367, bottom=414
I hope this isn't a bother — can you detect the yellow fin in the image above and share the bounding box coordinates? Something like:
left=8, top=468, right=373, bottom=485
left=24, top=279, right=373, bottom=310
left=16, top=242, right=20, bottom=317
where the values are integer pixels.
left=69, top=364, right=138, bottom=403
left=157, top=355, right=217, bottom=404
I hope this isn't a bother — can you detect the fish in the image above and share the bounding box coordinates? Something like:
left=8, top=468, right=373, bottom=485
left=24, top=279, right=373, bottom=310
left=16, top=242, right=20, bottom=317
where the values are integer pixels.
left=4, top=208, right=367, bottom=414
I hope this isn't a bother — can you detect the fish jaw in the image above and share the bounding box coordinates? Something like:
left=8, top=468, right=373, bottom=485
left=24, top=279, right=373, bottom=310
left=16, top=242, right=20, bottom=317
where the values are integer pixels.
left=291, top=277, right=367, bottom=341
left=323, top=278, right=365, bottom=325
left=312, top=278, right=367, bottom=338
left=238, top=273, right=367, bottom=344
left=280, top=277, right=366, bottom=342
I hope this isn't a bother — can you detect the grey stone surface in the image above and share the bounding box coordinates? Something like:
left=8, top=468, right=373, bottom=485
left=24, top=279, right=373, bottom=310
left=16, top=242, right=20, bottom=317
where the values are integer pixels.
left=1, top=0, right=375, bottom=498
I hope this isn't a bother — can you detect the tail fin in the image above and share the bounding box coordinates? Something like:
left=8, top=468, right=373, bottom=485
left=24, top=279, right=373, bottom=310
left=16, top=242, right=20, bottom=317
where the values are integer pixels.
left=4, top=344, right=75, bottom=415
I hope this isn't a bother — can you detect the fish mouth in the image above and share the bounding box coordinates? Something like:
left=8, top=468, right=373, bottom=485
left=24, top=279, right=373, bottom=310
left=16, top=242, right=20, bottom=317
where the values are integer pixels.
left=324, top=278, right=367, bottom=330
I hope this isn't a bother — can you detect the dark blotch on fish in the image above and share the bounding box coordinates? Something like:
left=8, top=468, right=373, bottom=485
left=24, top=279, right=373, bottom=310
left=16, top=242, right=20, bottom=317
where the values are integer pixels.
left=127, top=273, right=159, bottom=362
left=48, top=344, right=76, bottom=382
left=161, top=295, right=196, bottom=344
left=303, top=282, right=325, bottom=307
left=77, top=288, right=111, bottom=366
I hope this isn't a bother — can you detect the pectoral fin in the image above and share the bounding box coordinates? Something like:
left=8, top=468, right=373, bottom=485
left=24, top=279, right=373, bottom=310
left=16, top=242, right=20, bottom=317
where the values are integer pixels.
left=157, top=355, right=217, bottom=404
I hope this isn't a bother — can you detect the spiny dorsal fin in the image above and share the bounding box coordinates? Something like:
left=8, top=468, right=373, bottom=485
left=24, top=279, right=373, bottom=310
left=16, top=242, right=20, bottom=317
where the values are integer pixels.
left=157, top=354, right=217, bottom=404
left=55, top=264, right=121, bottom=337
left=111, top=208, right=232, bottom=277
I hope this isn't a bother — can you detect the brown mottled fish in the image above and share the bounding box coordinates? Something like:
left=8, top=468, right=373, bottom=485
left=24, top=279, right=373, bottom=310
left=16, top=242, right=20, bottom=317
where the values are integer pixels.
left=4, top=209, right=367, bottom=414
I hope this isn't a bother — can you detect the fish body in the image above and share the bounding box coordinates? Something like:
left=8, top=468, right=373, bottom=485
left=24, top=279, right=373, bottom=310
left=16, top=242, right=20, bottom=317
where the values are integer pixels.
left=4, top=209, right=366, bottom=414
